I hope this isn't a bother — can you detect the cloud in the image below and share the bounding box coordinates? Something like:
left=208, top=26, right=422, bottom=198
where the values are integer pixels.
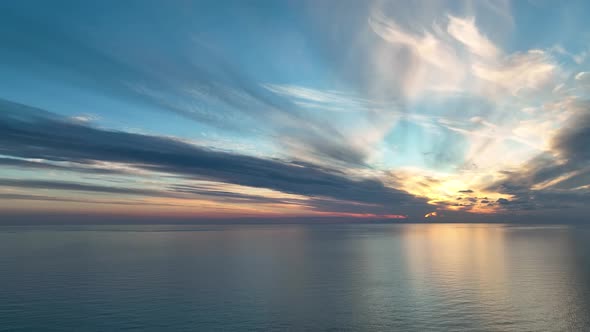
left=0, top=178, right=165, bottom=196
left=575, top=72, right=590, bottom=81
left=485, top=102, right=590, bottom=214
left=264, top=83, right=404, bottom=166
left=368, top=11, right=467, bottom=98
left=0, top=193, right=193, bottom=207
left=472, top=50, right=558, bottom=96
left=0, top=157, right=130, bottom=175
left=575, top=72, right=590, bottom=89
left=368, top=7, right=560, bottom=102
left=0, top=99, right=430, bottom=217
left=551, top=106, right=590, bottom=163
left=447, top=16, right=498, bottom=58
left=458, top=189, right=474, bottom=193
left=0, top=178, right=311, bottom=207
left=70, top=114, right=100, bottom=123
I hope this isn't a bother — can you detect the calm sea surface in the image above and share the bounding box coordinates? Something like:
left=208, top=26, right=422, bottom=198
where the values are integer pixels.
left=1, top=223, right=590, bottom=331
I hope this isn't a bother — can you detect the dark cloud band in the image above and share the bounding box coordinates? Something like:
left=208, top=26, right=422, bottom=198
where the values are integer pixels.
left=0, top=99, right=428, bottom=217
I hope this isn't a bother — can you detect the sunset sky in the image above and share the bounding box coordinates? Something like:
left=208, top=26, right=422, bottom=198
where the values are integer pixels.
left=1, top=0, right=590, bottom=223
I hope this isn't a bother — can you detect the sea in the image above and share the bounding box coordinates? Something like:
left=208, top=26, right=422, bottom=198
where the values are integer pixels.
left=1, top=223, right=589, bottom=331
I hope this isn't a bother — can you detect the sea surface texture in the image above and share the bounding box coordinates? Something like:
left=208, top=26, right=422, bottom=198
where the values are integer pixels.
left=1, top=223, right=589, bottom=331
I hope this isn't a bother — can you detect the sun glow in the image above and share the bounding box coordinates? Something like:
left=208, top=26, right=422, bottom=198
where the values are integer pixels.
left=387, top=168, right=513, bottom=214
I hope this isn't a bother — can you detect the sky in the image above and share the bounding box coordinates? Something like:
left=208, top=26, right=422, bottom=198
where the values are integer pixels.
left=1, top=0, right=590, bottom=223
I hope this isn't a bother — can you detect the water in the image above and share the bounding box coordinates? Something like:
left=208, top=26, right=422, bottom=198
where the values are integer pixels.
left=1, top=223, right=589, bottom=331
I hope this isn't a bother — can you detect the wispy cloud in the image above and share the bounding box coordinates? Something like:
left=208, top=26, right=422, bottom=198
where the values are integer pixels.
left=447, top=16, right=498, bottom=58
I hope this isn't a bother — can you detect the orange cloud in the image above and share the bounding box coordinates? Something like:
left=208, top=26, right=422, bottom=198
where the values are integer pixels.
left=315, top=212, right=407, bottom=219
left=425, top=211, right=438, bottom=218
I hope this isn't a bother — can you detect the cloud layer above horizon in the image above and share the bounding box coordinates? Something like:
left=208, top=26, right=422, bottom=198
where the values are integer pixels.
left=1, top=0, right=590, bottom=222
